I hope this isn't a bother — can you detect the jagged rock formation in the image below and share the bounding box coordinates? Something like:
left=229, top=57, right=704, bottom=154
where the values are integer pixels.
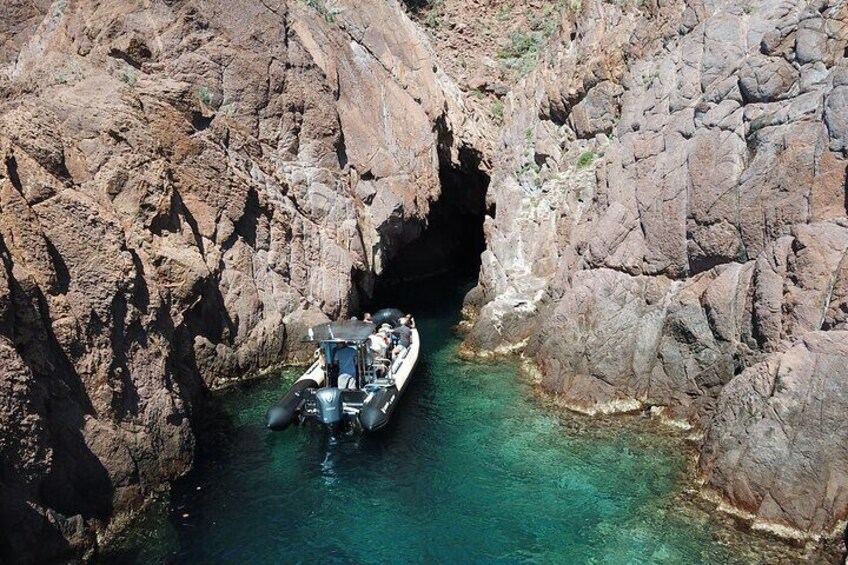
left=463, top=0, right=848, bottom=541
left=0, top=0, right=479, bottom=561
left=3, top=0, right=848, bottom=559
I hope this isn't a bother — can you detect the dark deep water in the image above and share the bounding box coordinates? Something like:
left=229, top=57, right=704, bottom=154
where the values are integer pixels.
left=105, top=279, right=796, bottom=564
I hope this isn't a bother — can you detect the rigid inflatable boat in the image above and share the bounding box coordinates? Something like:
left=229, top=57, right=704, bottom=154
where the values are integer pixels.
left=266, top=308, right=419, bottom=433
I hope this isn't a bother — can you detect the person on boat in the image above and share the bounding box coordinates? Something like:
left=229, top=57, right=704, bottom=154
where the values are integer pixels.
left=391, top=317, right=413, bottom=355
left=363, top=312, right=373, bottom=322
left=367, top=332, right=389, bottom=378
left=338, top=342, right=360, bottom=389
left=377, top=323, right=395, bottom=349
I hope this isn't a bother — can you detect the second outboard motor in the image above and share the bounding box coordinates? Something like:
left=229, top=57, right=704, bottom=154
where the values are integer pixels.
left=315, top=387, right=343, bottom=425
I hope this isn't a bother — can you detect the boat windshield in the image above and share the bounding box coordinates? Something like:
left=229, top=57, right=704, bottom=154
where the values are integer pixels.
left=304, top=320, right=375, bottom=343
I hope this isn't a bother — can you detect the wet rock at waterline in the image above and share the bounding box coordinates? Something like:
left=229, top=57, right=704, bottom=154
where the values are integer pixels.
left=701, top=331, right=848, bottom=537
left=461, top=0, right=848, bottom=541
left=0, top=0, right=480, bottom=561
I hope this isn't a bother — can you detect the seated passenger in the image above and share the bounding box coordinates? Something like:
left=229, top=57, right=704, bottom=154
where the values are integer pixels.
left=367, top=333, right=389, bottom=378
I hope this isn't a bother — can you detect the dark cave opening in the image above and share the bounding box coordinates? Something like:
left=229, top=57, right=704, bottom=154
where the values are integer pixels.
left=365, top=145, right=491, bottom=313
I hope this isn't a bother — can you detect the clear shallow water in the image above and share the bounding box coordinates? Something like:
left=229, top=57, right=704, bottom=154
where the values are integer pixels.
left=110, top=284, right=768, bottom=564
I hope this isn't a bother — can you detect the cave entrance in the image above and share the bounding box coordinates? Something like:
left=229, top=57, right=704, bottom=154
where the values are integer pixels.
left=367, top=145, right=491, bottom=315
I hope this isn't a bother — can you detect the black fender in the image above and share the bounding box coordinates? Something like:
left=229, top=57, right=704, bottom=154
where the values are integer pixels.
left=371, top=308, right=404, bottom=328
left=266, top=378, right=319, bottom=431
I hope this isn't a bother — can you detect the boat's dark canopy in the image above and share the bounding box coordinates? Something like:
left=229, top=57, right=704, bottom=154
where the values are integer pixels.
left=304, top=321, right=376, bottom=343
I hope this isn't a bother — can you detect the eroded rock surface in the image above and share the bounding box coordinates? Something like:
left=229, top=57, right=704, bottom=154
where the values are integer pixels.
left=3, top=0, right=848, bottom=558
left=464, top=0, right=848, bottom=540
left=701, top=330, right=848, bottom=537
left=0, top=0, right=477, bottom=561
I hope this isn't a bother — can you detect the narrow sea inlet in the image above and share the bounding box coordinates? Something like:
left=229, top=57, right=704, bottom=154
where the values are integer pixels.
left=109, top=284, right=793, bottom=564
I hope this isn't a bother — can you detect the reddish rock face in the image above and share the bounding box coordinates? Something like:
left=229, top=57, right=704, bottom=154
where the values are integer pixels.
left=462, top=0, right=848, bottom=542
left=700, top=330, right=848, bottom=537
left=0, top=0, right=479, bottom=561
left=2, top=0, right=847, bottom=559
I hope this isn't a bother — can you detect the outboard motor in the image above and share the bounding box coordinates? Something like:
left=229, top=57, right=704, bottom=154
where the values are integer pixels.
left=315, top=387, right=343, bottom=425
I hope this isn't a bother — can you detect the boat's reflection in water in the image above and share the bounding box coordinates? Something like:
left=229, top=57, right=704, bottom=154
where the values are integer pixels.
left=295, top=423, right=390, bottom=487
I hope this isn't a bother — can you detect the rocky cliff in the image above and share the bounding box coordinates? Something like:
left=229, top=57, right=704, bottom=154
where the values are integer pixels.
left=0, top=0, right=480, bottom=561
left=461, top=0, right=848, bottom=543
left=2, top=0, right=848, bottom=561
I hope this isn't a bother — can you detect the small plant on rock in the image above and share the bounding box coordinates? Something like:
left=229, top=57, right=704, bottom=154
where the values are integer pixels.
left=302, top=0, right=342, bottom=24
left=196, top=86, right=214, bottom=107
left=576, top=151, right=595, bottom=169
left=119, top=69, right=137, bottom=87
left=491, top=100, right=504, bottom=120
left=52, top=0, right=67, bottom=17
left=423, top=1, right=443, bottom=29
left=516, top=161, right=542, bottom=176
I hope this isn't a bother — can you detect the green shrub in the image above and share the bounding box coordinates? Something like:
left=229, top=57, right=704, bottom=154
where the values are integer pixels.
left=196, top=86, right=213, bottom=106
left=497, top=30, right=546, bottom=77
left=515, top=161, right=541, bottom=176
left=491, top=100, right=504, bottom=120
left=498, top=31, right=541, bottom=60
left=119, top=69, right=137, bottom=86
left=302, top=0, right=342, bottom=24
left=576, top=151, right=595, bottom=169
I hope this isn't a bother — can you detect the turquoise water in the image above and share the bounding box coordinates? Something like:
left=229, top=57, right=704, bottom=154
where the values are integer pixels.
left=109, top=284, right=779, bottom=564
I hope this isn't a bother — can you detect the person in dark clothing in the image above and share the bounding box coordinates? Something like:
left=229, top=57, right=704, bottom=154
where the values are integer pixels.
left=391, top=317, right=413, bottom=354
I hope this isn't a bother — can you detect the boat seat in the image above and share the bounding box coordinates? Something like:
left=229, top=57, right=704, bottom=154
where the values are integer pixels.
left=338, top=373, right=356, bottom=390
left=372, top=357, right=391, bottom=369
left=391, top=349, right=408, bottom=374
